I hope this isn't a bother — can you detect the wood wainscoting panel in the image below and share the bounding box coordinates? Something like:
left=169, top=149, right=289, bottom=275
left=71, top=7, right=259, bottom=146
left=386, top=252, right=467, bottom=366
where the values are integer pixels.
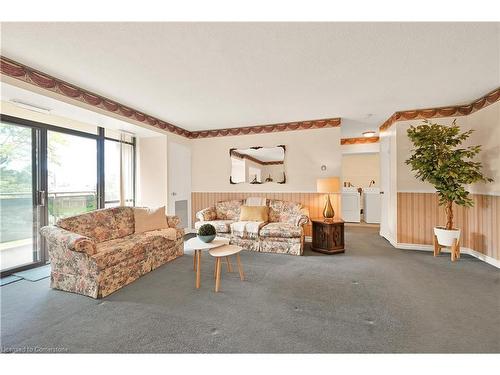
left=191, top=192, right=342, bottom=237
left=397, top=192, right=499, bottom=261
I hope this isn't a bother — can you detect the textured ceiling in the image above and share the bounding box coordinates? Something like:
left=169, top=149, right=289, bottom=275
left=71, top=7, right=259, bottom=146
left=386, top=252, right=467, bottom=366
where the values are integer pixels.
left=1, top=22, right=499, bottom=137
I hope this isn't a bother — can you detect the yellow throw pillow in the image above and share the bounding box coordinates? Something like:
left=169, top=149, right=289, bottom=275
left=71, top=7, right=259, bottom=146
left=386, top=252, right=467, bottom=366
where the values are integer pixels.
left=239, top=205, right=269, bottom=222
left=134, top=206, right=169, bottom=233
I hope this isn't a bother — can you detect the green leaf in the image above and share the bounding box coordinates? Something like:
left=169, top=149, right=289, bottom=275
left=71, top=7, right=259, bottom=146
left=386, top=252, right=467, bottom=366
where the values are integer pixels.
left=405, top=119, right=493, bottom=228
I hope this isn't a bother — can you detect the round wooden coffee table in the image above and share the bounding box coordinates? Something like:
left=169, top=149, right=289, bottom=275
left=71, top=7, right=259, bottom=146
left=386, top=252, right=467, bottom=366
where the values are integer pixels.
left=184, top=236, right=229, bottom=289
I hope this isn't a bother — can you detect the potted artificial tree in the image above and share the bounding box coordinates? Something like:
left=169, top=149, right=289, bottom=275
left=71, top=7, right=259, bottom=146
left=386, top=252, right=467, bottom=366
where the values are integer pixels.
left=406, top=119, right=492, bottom=255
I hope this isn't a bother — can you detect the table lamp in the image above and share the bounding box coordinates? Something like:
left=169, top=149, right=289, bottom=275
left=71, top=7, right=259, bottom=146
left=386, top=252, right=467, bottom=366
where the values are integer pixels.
left=317, top=177, right=340, bottom=220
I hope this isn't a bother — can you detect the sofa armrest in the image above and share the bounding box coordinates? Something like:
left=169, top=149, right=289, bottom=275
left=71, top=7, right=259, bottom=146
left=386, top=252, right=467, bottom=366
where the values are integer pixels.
left=40, top=225, right=97, bottom=256
left=165, top=215, right=182, bottom=228
left=294, top=207, right=310, bottom=227
left=195, top=206, right=217, bottom=221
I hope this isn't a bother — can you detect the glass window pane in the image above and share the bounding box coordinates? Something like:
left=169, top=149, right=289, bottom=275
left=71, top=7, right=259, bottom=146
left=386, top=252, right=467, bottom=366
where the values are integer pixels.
left=0, top=123, right=36, bottom=271
left=105, top=139, right=135, bottom=206
left=105, top=140, right=120, bottom=203
left=47, top=131, right=97, bottom=224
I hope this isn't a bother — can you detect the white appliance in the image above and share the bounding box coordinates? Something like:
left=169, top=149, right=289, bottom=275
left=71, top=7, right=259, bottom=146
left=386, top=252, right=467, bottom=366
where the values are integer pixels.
left=341, top=187, right=361, bottom=222
left=363, top=187, right=381, bottom=223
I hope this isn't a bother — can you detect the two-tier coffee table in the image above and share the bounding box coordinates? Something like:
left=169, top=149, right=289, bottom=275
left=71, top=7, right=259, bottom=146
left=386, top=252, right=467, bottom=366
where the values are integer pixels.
left=184, top=236, right=229, bottom=288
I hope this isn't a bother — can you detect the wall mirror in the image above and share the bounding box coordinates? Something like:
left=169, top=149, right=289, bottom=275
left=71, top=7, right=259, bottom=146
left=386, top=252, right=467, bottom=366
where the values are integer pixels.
left=230, top=145, right=286, bottom=184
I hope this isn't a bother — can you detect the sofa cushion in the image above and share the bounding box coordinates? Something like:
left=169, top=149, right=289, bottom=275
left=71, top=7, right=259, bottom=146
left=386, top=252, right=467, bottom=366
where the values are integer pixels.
left=134, top=206, right=169, bottom=233
left=259, top=222, right=302, bottom=238
left=93, top=234, right=147, bottom=269
left=260, top=236, right=302, bottom=255
left=57, top=207, right=134, bottom=243
left=142, top=227, right=178, bottom=241
left=239, top=205, right=269, bottom=222
left=231, top=221, right=267, bottom=239
left=173, top=228, right=185, bottom=240
left=93, top=231, right=177, bottom=270
left=215, top=200, right=243, bottom=220
left=166, top=215, right=182, bottom=228
left=268, top=199, right=303, bottom=224
left=195, top=220, right=233, bottom=233
left=196, top=207, right=217, bottom=221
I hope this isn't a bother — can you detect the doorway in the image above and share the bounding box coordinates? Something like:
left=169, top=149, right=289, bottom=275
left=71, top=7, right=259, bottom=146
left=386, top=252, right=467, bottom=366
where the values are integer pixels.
left=0, top=122, right=43, bottom=273
left=341, top=152, right=381, bottom=224
left=168, top=141, right=191, bottom=231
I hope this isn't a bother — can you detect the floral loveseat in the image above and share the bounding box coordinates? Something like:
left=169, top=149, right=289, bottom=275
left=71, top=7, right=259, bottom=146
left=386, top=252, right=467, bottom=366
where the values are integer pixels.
left=40, top=207, right=184, bottom=298
left=195, top=199, right=309, bottom=255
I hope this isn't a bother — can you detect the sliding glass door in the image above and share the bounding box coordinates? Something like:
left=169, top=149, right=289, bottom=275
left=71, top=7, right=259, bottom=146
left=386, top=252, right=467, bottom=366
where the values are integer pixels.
left=0, top=119, right=99, bottom=275
left=0, top=122, right=43, bottom=273
left=0, top=114, right=136, bottom=276
left=47, top=131, right=97, bottom=224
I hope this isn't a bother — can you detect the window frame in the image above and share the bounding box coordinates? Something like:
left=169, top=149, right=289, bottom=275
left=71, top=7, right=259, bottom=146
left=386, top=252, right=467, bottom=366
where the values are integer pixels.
left=0, top=114, right=136, bottom=277
left=103, top=136, right=136, bottom=208
left=0, top=115, right=138, bottom=210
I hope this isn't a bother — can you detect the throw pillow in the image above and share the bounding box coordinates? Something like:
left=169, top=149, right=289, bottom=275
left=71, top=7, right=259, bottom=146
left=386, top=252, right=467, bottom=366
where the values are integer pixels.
left=239, top=205, right=269, bottom=222
left=134, top=206, right=169, bottom=233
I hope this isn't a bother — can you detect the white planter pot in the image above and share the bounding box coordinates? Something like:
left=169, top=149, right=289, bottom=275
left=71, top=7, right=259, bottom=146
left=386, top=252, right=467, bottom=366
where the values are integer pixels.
left=434, top=226, right=461, bottom=247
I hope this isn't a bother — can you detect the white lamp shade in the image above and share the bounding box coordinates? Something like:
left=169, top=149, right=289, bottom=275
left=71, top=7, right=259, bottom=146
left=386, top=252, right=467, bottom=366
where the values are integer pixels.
left=317, top=177, right=340, bottom=193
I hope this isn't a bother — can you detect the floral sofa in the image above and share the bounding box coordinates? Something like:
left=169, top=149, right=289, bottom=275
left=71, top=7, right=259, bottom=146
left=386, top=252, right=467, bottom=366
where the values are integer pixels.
left=195, top=199, right=309, bottom=255
left=40, top=207, right=184, bottom=299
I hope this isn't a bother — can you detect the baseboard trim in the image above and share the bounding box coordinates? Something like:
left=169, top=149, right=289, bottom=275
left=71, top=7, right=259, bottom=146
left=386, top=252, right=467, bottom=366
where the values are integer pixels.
left=465, top=248, right=500, bottom=268
left=380, top=233, right=397, bottom=248
left=395, top=242, right=500, bottom=269
left=190, top=228, right=499, bottom=268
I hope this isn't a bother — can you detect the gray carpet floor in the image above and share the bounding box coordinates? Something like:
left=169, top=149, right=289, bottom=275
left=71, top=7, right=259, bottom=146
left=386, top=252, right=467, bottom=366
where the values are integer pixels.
left=1, top=226, right=499, bottom=353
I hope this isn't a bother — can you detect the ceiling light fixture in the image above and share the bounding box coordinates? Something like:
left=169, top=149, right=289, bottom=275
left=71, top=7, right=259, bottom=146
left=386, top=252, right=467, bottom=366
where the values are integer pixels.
left=362, top=131, right=377, bottom=138
left=9, top=99, right=51, bottom=114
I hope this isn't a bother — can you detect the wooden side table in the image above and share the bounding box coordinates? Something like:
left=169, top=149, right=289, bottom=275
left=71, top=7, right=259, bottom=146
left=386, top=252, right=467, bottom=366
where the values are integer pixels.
left=209, top=245, right=245, bottom=292
left=310, top=218, right=345, bottom=254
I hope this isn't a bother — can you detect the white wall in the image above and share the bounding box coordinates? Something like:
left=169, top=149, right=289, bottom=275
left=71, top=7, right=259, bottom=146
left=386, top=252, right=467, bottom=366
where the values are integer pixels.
left=166, top=133, right=192, bottom=227
left=341, top=142, right=380, bottom=155
left=1, top=100, right=99, bottom=134
left=466, top=101, right=500, bottom=195
left=191, top=127, right=342, bottom=192
left=136, top=132, right=194, bottom=223
left=342, top=153, right=380, bottom=188
left=136, top=136, right=168, bottom=208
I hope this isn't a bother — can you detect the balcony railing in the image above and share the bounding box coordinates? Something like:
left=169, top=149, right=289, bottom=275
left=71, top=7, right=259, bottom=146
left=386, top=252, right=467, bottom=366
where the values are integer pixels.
left=48, top=191, right=98, bottom=224
left=0, top=191, right=97, bottom=242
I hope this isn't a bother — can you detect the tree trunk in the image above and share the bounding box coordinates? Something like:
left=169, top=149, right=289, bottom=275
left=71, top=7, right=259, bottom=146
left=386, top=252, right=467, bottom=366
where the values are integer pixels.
left=445, top=201, right=453, bottom=230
